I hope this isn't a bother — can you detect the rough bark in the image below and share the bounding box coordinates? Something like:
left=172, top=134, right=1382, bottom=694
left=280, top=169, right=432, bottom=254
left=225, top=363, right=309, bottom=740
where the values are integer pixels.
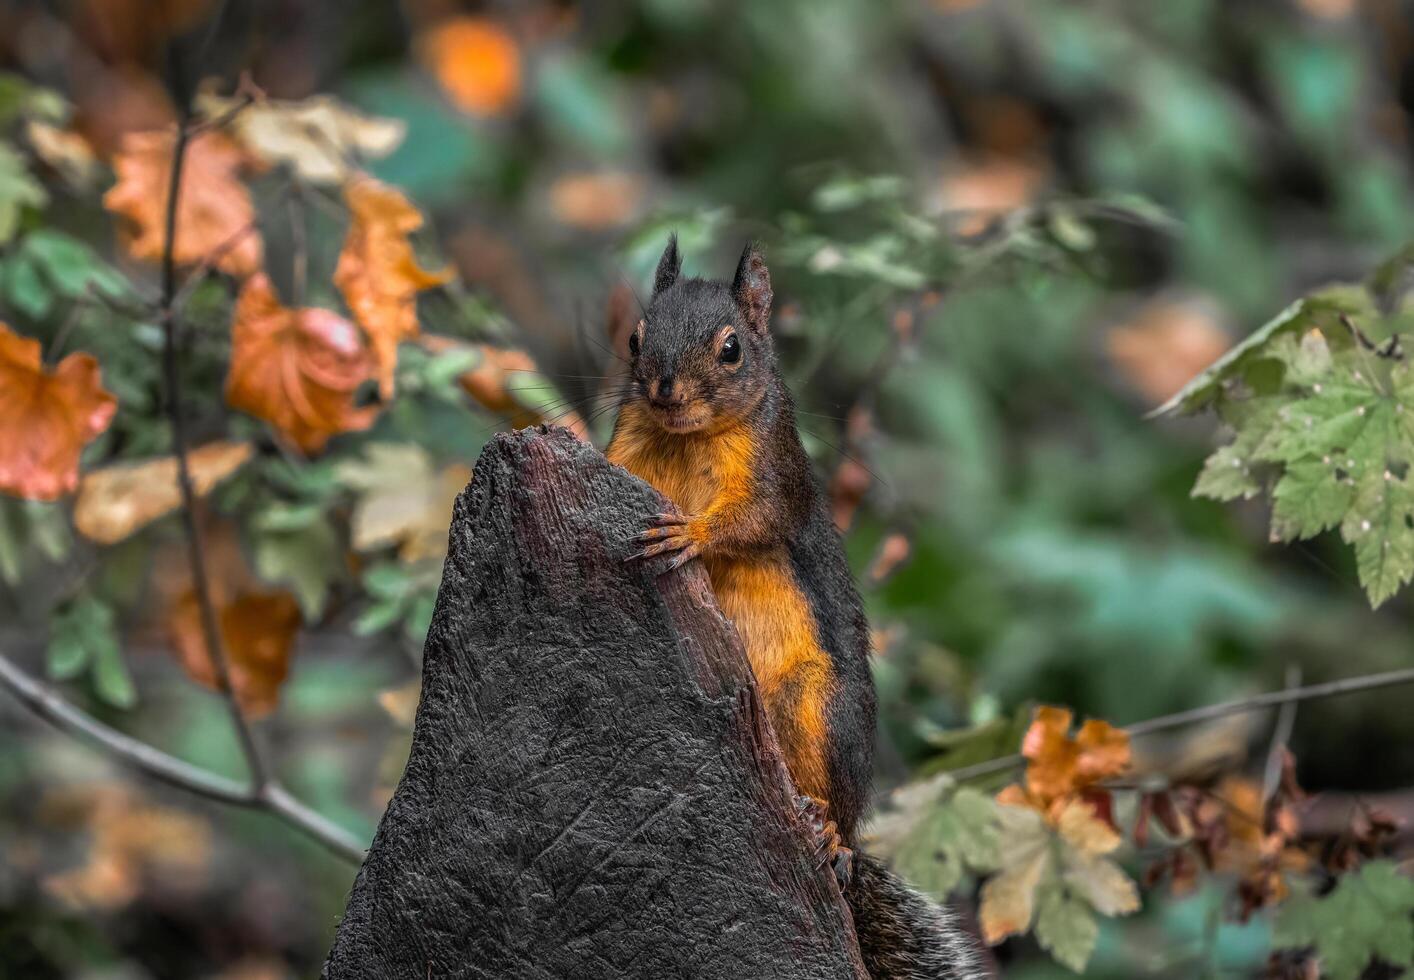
left=323, top=426, right=868, bottom=979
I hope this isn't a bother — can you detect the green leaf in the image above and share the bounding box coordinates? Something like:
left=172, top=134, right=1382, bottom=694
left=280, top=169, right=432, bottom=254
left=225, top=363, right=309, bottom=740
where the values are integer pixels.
left=1275, top=861, right=1414, bottom=980
left=1035, top=885, right=1099, bottom=973
left=1270, top=458, right=1353, bottom=539
left=22, top=230, right=134, bottom=300
left=811, top=173, right=908, bottom=212
left=893, top=785, right=1002, bottom=898
left=0, top=141, right=46, bottom=244
left=90, top=623, right=137, bottom=709
left=1177, top=249, right=1414, bottom=606
left=48, top=596, right=136, bottom=708
left=46, top=606, right=90, bottom=680
left=1153, top=287, right=1373, bottom=418
left=353, top=597, right=406, bottom=636
left=1, top=252, right=52, bottom=319
left=253, top=522, right=342, bottom=619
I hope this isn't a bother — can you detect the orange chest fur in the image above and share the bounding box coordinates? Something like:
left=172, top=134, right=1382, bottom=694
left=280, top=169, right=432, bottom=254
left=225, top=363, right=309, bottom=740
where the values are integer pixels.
left=606, top=410, right=755, bottom=517
left=606, top=411, right=831, bottom=692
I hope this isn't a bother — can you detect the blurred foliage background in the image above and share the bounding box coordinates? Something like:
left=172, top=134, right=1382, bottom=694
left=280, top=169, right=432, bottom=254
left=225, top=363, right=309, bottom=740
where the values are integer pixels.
left=1, top=0, right=1413, bottom=977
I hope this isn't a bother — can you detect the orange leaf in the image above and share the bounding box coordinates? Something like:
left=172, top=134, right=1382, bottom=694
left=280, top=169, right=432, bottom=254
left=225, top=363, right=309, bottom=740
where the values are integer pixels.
left=1106, top=299, right=1230, bottom=405
left=41, top=784, right=210, bottom=911
left=0, top=322, right=116, bottom=501
left=103, top=129, right=263, bottom=277
left=167, top=589, right=302, bottom=718
left=74, top=441, right=253, bottom=544
left=334, top=176, right=451, bottom=398
left=225, top=274, right=378, bottom=453
left=548, top=172, right=643, bottom=229
left=1014, top=706, right=1131, bottom=812
left=418, top=17, right=522, bottom=117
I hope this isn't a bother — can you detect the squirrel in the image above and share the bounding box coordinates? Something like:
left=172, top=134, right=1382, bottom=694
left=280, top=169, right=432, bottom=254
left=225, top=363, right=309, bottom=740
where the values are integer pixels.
left=607, top=236, right=981, bottom=980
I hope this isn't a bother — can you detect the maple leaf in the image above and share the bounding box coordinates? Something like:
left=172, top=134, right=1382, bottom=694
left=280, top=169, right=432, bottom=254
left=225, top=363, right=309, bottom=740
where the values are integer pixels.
left=103, top=128, right=262, bottom=277
left=167, top=588, right=302, bottom=718
left=979, top=799, right=1139, bottom=971
left=337, top=443, right=470, bottom=562
left=195, top=89, right=405, bottom=185
left=0, top=321, right=116, bottom=501
left=418, top=17, right=522, bottom=117
left=334, top=176, right=451, bottom=398
left=73, top=441, right=253, bottom=544
left=1275, top=860, right=1414, bottom=980
left=888, top=783, right=1002, bottom=899
left=225, top=273, right=378, bottom=453
left=1000, top=706, right=1131, bottom=815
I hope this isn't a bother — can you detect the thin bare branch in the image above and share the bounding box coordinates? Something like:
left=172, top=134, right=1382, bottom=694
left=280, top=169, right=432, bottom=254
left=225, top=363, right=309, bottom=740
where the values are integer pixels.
left=946, top=666, right=1414, bottom=782
left=159, top=103, right=271, bottom=790
left=289, top=181, right=308, bottom=306
left=0, top=651, right=366, bottom=863
left=1262, top=664, right=1301, bottom=802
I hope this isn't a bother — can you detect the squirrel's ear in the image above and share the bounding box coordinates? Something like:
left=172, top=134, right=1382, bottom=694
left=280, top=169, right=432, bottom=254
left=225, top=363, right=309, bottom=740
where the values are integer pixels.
left=652, top=234, right=681, bottom=299
left=731, top=243, right=773, bottom=334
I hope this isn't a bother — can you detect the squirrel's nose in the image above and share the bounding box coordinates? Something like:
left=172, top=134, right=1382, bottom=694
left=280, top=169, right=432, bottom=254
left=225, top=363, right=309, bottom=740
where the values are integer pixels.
left=652, top=375, right=682, bottom=405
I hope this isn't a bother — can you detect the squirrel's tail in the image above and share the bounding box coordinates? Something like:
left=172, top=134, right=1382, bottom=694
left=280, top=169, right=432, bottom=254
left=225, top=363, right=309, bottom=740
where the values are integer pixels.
left=848, top=853, right=983, bottom=980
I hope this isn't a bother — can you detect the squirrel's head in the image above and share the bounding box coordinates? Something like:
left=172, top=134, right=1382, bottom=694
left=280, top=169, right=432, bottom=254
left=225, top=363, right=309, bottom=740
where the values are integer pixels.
left=625, top=236, right=775, bottom=435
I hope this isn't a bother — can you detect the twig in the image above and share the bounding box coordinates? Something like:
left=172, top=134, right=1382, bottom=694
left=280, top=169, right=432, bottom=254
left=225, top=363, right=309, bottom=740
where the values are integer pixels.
left=159, top=104, right=272, bottom=790
left=0, top=651, right=365, bottom=862
left=289, top=181, right=307, bottom=307
left=946, top=666, right=1414, bottom=782
left=44, top=286, right=95, bottom=366
left=1261, top=665, right=1301, bottom=802
left=1340, top=313, right=1403, bottom=361
left=170, top=214, right=270, bottom=311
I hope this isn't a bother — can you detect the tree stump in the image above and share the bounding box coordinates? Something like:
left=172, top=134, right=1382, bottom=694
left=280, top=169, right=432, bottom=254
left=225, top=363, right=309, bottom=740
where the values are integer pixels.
left=323, top=426, right=869, bottom=979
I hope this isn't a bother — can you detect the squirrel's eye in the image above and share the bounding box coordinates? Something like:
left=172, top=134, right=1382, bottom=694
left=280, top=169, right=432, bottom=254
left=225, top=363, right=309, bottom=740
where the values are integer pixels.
left=720, top=333, right=741, bottom=365
left=628, top=331, right=641, bottom=357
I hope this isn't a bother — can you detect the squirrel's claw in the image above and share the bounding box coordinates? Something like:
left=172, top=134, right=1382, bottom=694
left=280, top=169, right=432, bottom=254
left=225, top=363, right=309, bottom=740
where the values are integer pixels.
left=649, top=512, right=693, bottom=527
left=795, top=794, right=853, bottom=891
left=624, top=514, right=704, bottom=568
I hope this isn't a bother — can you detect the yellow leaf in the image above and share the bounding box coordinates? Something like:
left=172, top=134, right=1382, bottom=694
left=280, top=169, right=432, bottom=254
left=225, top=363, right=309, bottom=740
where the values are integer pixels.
left=338, top=443, right=469, bottom=562
left=196, top=90, right=405, bottom=185
left=979, top=803, right=1051, bottom=945
left=26, top=120, right=99, bottom=188
left=74, top=441, right=253, bottom=544
left=1055, top=800, right=1140, bottom=917
left=1056, top=799, right=1122, bottom=856
left=1106, top=298, right=1231, bottom=405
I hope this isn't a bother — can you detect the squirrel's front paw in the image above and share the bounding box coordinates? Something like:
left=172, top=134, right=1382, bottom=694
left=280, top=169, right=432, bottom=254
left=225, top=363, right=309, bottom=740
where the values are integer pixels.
left=625, top=512, right=706, bottom=570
